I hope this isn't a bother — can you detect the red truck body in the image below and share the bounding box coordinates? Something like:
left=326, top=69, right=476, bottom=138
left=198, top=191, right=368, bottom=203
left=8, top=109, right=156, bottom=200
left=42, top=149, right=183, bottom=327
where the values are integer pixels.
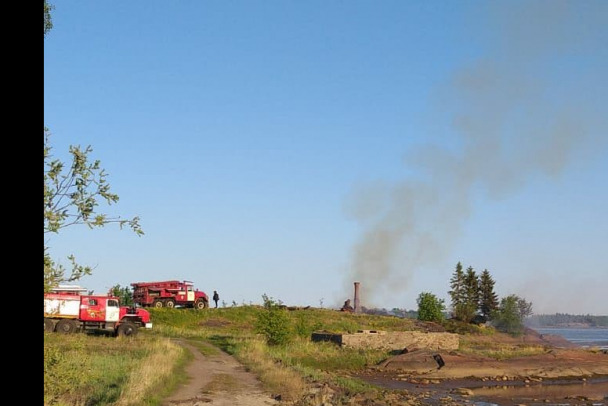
left=44, top=289, right=152, bottom=337
left=131, top=280, right=209, bottom=309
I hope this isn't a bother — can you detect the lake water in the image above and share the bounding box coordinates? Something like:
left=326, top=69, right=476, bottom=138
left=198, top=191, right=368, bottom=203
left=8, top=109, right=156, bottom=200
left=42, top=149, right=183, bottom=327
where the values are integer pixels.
left=532, top=327, right=608, bottom=349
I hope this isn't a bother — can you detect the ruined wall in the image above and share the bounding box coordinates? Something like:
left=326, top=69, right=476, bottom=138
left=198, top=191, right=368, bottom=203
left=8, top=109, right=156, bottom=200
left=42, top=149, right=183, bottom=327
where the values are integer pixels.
left=312, top=330, right=459, bottom=351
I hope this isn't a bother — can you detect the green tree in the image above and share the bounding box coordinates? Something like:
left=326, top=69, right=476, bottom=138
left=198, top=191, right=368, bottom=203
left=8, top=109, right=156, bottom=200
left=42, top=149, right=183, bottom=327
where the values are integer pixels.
left=479, top=269, right=499, bottom=319
left=448, top=262, right=465, bottom=319
left=44, top=129, right=143, bottom=291
left=44, top=0, right=54, bottom=37
left=492, top=294, right=533, bottom=336
left=109, top=284, right=134, bottom=306
left=449, top=262, right=477, bottom=322
left=255, top=294, right=292, bottom=346
left=43, top=3, right=143, bottom=292
left=461, top=266, right=480, bottom=322
left=517, top=296, right=533, bottom=319
left=416, top=292, right=445, bottom=322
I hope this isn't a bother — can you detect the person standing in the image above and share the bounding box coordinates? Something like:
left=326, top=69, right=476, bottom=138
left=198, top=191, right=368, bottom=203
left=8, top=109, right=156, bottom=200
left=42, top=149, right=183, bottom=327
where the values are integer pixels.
left=212, top=290, right=219, bottom=308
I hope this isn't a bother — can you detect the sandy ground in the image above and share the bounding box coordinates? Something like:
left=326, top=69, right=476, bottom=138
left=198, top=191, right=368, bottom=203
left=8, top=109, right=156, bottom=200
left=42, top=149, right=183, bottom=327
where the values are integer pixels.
left=162, top=340, right=279, bottom=406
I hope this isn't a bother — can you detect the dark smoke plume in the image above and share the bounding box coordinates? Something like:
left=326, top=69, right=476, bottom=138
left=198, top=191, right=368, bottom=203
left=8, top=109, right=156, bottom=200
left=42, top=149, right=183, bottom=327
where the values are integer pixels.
left=345, top=1, right=608, bottom=306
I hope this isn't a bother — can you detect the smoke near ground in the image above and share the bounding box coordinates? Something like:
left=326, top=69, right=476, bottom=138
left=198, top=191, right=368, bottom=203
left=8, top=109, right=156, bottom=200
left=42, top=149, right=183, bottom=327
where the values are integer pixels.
left=345, top=1, right=608, bottom=308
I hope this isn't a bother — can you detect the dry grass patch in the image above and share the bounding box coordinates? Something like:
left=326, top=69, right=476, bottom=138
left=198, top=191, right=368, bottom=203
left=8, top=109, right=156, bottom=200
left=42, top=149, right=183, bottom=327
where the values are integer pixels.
left=458, top=339, right=547, bottom=360
left=114, top=338, right=185, bottom=406
left=234, top=338, right=307, bottom=401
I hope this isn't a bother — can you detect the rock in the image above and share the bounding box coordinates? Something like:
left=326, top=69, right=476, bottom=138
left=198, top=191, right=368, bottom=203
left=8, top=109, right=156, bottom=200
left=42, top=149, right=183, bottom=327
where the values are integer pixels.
left=451, top=387, right=474, bottom=396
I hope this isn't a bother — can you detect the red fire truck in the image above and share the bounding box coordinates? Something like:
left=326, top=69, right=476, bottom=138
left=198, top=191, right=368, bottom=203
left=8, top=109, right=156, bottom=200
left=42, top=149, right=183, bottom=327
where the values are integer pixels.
left=44, top=285, right=153, bottom=337
left=130, top=280, right=209, bottom=309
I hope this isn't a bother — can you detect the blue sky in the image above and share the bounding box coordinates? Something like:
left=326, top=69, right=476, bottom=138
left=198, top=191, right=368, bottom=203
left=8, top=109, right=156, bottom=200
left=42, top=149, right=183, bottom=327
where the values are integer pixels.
left=44, top=1, right=607, bottom=314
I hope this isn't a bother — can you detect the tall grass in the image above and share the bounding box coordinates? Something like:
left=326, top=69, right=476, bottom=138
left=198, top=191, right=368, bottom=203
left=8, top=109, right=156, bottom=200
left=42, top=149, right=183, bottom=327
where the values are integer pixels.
left=44, top=332, right=187, bottom=406
left=234, top=337, right=307, bottom=401
left=114, top=338, right=185, bottom=405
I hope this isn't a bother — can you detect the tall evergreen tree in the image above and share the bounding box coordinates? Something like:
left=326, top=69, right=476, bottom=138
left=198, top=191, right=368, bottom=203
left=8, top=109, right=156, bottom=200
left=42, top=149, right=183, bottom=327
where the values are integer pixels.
left=448, top=262, right=466, bottom=320
left=459, top=266, right=479, bottom=322
left=479, top=269, right=499, bottom=319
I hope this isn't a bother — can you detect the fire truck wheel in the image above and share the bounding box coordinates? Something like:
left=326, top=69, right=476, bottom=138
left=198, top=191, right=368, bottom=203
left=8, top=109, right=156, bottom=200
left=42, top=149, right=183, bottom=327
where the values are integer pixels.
left=56, top=319, right=78, bottom=334
left=165, top=299, right=176, bottom=309
left=44, top=318, right=55, bottom=332
left=195, top=299, right=207, bottom=310
left=153, top=300, right=164, bottom=308
left=117, top=322, right=138, bottom=337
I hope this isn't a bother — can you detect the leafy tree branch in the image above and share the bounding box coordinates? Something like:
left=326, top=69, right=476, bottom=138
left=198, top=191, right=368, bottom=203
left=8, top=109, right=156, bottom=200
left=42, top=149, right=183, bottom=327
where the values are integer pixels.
left=43, top=129, right=143, bottom=291
left=44, top=129, right=143, bottom=236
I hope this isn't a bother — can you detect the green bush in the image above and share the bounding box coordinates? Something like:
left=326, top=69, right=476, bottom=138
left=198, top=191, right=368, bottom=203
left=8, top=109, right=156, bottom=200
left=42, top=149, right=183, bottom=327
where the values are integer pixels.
left=492, top=294, right=528, bottom=336
left=416, top=292, right=445, bottom=322
left=255, top=294, right=292, bottom=346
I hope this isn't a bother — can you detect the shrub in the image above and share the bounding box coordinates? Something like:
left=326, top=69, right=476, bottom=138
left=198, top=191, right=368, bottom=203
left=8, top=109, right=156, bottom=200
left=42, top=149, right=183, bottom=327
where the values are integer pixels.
left=416, top=292, right=445, bottom=322
left=255, top=294, right=292, bottom=346
left=491, top=294, right=530, bottom=336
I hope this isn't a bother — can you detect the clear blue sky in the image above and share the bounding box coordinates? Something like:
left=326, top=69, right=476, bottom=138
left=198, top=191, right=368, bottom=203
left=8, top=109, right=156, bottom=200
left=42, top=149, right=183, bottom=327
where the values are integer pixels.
left=44, top=1, right=608, bottom=314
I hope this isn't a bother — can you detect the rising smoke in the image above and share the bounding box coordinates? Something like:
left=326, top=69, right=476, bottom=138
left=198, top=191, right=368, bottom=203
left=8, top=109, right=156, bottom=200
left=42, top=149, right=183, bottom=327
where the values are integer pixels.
left=346, top=1, right=608, bottom=307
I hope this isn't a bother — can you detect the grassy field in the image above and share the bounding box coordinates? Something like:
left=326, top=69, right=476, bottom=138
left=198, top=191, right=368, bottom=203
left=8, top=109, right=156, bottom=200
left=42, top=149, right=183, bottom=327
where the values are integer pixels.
left=43, top=332, right=188, bottom=406
left=43, top=305, right=547, bottom=405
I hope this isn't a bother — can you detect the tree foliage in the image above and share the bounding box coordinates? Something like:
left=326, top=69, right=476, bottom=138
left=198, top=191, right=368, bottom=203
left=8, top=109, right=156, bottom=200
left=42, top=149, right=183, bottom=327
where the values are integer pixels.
left=526, top=313, right=608, bottom=328
left=416, top=292, right=445, bottom=322
left=460, top=266, right=480, bottom=323
left=479, top=269, right=499, bottom=319
left=44, top=130, right=143, bottom=235
left=109, top=284, right=134, bottom=306
left=448, top=262, right=465, bottom=316
left=491, top=294, right=533, bottom=336
left=255, top=294, right=292, bottom=346
left=44, top=0, right=54, bottom=37
left=43, top=129, right=143, bottom=291
left=449, top=262, right=478, bottom=322
left=447, top=262, right=534, bottom=330
left=517, top=296, right=533, bottom=319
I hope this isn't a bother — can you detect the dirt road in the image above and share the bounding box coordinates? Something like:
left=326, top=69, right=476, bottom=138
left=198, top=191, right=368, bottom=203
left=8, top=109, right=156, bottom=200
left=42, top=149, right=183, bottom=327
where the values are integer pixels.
left=162, top=340, right=279, bottom=406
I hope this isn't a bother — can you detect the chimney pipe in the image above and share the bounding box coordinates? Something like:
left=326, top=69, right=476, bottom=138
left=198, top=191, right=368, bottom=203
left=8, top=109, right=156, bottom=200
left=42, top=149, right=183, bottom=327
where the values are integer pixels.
left=353, top=282, right=361, bottom=313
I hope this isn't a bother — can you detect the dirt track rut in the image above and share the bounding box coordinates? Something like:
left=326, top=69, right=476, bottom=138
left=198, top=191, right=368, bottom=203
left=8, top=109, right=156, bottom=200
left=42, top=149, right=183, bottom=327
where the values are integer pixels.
left=162, top=340, right=279, bottom=406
